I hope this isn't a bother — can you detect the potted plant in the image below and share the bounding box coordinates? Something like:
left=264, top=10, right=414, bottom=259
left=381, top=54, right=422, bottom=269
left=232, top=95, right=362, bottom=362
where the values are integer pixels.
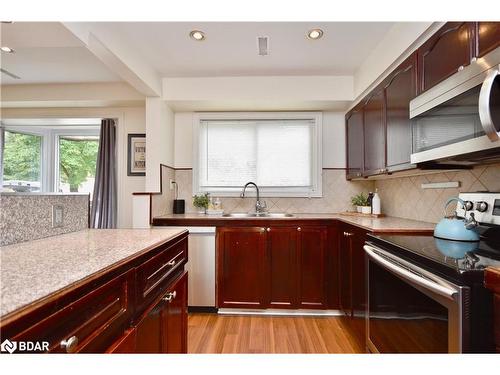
left=193, top=193, right=210, bottom=214
left=351, top=193, right=370, bottom=214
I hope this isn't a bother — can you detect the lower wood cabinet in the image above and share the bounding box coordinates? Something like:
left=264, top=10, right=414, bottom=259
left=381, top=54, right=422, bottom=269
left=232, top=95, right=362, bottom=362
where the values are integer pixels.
left=135, top=271, right=188, bottom=353
left=217, top=224, right=330, bottom=310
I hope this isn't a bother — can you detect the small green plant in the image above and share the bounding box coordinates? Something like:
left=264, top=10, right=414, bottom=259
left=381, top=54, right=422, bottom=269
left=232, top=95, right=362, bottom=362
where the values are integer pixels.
left=193, top=193, right=210, bottom=209
left=351, top=192, right=369, bottom=207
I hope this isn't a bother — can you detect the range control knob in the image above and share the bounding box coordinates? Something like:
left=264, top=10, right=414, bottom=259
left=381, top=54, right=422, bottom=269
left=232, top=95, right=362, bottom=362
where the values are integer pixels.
left=463, top=200, right=474, bottom=211
left=475, top=201, right=488, bottom=212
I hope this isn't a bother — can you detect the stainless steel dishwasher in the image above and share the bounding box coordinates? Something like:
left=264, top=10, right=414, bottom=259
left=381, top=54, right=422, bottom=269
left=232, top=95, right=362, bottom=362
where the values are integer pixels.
left=173, top=226, right=216, bottom=308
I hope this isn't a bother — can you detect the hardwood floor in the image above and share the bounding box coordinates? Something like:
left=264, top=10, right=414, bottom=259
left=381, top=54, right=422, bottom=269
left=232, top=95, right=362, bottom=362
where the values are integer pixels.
left=188, top=313, right=365, bottom=353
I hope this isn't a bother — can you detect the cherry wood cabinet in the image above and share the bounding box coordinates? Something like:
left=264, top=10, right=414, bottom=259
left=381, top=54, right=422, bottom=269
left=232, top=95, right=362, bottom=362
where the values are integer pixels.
left=476, top=22, right=500, bottom=58
left=384, top=53, right=418, bottom=172
left=484, top=267, right=500, bottom=353
left=346, top=105, right=364, bottom=179
left=217, top=223, right=331, bottom=310
left=297, top=226, right=328, bottom=309
left=135, top=271, right=188, bottom=354
left=363, top=88, right=386, bottom=175
left=267, top=226, right=298, bottom=308
left=418, top=22, right=474, bottom=93
left=0, top=233, right=189, bottom=354
left=217, top=226, right=267, bottom=308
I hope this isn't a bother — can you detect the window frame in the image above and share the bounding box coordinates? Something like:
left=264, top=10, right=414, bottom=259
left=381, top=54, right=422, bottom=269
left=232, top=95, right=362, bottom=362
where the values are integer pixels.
left=1, top=125, right=99, bottom=193
left=192, top=111, right=323, bottom=198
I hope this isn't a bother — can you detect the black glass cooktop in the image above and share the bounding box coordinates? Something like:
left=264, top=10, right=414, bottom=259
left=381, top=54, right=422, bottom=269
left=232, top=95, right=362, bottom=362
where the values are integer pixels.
left=367, top=233, right=500, bottom=284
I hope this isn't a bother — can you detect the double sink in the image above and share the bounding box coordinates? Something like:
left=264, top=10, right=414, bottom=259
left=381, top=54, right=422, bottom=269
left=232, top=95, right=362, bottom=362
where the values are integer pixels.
left=222, top=212, right=294, bottom=218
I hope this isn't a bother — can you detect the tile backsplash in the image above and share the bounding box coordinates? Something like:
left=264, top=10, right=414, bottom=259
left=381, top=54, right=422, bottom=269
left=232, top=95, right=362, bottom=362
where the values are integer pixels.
left=172, top=169, right=375, bottom=214
left=0, top=193, right=89, bottom=246
left=374, top=163, right=500, bottom=223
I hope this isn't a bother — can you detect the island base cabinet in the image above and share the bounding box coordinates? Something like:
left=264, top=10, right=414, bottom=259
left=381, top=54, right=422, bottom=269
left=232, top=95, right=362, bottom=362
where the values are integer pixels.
left=135, top=271, right=188, bottom=353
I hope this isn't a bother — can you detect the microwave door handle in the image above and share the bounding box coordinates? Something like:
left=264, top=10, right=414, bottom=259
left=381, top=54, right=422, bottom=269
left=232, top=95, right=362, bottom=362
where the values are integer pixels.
left=479, top=66, right=500, bottom=142
left=364, top=245, right=458, bottom=301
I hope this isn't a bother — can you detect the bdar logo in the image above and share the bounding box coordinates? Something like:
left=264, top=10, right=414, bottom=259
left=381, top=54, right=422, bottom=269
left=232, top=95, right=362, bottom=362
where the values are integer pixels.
left=1, top=339, right=17, bottom=354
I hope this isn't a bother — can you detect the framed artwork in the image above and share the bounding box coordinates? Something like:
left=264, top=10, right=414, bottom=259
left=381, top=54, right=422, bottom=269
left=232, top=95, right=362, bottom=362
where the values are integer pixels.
left=127, top=133, right=146, bottom=176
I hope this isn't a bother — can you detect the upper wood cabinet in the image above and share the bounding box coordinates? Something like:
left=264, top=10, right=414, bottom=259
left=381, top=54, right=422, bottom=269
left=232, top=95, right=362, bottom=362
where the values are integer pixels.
left=418, top=22, right=474, bottom=93
left=384, top=53, right=418, bottom=172
left=363, top=88, right=386, bottom=175
left=346, top=105, right=364, bottom=179
left=476, top=22, right=500, bottom=58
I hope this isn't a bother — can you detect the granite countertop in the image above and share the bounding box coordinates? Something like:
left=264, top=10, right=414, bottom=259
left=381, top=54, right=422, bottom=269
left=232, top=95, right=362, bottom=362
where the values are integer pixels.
left=0, top=228, right=187, bottom=317
left=152, top=213, right=436, bottom=234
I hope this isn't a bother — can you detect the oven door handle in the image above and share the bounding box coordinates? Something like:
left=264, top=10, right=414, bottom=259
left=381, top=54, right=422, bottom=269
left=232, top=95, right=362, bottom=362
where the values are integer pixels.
left=364, top=245, right=458, bottom=301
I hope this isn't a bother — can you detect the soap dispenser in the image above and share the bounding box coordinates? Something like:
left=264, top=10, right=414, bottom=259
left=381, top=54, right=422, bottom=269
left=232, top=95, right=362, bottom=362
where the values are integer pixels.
left=372, top=189, right=381, bottom=215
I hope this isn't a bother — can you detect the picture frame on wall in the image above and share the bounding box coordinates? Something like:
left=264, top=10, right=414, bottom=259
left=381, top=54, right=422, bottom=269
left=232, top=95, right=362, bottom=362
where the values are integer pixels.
left=127, top=133, right=146, bottom=176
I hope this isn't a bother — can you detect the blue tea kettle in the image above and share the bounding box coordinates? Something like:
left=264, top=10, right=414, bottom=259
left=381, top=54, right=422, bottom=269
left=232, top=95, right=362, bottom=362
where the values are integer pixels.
left=434, top=197, right=480, bottom=242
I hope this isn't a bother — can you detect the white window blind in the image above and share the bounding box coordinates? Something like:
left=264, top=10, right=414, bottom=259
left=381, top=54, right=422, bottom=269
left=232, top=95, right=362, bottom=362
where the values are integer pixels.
left=194, top=113, right=322, bottom=197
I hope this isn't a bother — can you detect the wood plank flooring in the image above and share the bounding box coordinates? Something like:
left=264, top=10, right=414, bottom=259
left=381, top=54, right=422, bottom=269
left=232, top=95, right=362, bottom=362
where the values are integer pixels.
left=188, top=313, right=365, bottom=354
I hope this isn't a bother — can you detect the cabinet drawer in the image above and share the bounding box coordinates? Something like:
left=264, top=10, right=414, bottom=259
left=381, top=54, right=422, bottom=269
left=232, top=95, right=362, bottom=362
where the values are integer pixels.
left=136, top=237, right=188, bottom=312
left=11, top=269, right=134, bottom=353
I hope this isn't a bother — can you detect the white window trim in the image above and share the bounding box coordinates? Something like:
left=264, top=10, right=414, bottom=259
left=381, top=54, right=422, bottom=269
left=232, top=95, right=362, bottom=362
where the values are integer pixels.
left=192, top=111, right=323, bottom=198
left=2, top=125, right=99, bottom=193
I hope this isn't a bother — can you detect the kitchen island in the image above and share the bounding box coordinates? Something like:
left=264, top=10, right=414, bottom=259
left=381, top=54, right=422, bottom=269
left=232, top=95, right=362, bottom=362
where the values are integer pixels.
left=0, top=228, right=189, bottom=353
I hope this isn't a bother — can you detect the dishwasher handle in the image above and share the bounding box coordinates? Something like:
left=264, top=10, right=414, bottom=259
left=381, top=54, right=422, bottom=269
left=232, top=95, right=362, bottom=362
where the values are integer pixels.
left=364, top=244, right=458, bottom=301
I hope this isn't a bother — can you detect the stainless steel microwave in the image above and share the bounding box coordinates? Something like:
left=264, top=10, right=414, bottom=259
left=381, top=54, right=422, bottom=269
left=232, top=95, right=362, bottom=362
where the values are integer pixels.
left=410, top=47, right=500, bottom=165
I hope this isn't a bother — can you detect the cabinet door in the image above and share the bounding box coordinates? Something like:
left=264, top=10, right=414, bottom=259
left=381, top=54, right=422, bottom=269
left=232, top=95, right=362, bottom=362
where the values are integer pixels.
left=346, top=106, right=364, bottom=179
left=106, top=328, right=136, bottom=353
left=266, top=226, right=298, bottom=309
left=476, top=22, right=500, bottom=58
left=296, top=226, right=328, bottom=309
left=338, top=226, right=353, bottom=316
left=135, top=298, right=163, bottom=353
left=384, top=53, right=417, bottom=172
left=350, top=227, right=368, bottom=314
left=161, top=272, right=188, bottom=353
left=363, top=89, right=386, bottom=176
left=418, top=22, right=474, bottom=93
left=217, top=227, right=267, bottom=308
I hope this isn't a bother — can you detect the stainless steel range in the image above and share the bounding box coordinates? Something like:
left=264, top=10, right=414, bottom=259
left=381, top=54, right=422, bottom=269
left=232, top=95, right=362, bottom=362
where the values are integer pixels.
left=364, top=192, right=500, bottom=353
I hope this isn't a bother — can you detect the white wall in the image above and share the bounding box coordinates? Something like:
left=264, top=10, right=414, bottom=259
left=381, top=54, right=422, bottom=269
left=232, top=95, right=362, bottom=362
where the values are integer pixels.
left=1, top=106, right=146, bottom=229
left=173, top=111, right=346, bottom=169
left=145, top=98, right=175, bottom=191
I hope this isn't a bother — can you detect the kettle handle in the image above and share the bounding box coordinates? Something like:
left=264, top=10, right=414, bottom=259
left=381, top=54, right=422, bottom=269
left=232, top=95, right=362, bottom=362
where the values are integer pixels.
left=444, top=197, right=465, bottom=216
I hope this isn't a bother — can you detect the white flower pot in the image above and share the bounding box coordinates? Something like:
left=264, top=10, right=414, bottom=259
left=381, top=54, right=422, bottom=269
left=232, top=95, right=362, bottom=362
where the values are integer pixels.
left=357, top=206, right=363, bottom=213
left=361, top=206, right=371, bottom=214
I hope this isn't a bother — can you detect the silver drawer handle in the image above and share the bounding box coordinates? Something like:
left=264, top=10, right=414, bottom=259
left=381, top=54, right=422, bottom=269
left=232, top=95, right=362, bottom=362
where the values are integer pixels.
left=166, top=260, right=176, bottom=267
left=60, top=335, right=79, bottom=353
left=297, top=227, right=301, bottom=231
left=163, top=291, right=177, bottom=303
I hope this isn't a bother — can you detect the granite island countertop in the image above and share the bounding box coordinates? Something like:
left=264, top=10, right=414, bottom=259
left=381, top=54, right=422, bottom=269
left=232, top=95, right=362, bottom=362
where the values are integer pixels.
left=0, top=228, right=187, bottom=317
left=152, top=213, right=436, bottom=234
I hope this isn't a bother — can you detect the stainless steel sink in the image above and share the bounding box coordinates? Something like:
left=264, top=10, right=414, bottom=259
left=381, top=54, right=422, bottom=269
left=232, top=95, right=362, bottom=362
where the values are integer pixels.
left=222, top=212, right=294, bottom=218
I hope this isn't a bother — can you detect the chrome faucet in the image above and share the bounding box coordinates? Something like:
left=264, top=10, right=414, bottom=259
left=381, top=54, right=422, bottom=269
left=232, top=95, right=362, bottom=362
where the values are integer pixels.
left=240, top=182, right=267, bottom=215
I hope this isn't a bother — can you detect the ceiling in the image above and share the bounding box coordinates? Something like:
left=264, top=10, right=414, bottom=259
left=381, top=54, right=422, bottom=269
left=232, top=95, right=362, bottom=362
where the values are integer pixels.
left=0, top=22, right=121, bottom=84
left=106, top=22, right=395, bottom=77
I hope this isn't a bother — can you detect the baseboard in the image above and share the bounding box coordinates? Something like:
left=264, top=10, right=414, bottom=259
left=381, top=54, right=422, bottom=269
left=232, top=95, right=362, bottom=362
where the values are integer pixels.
left=217, top=308, right=345, bottom=316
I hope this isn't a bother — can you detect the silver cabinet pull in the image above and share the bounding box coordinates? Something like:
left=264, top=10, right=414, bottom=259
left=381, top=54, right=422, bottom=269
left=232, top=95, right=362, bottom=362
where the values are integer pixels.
left=297, top=227, right=301, bottom=232
left=60, top=336, right=79, bottom=353
left=266, top=227, right=271, bottom=232
left=166, top=260, right=176, bottom=267
left=163, top=291, right=177, bottom=303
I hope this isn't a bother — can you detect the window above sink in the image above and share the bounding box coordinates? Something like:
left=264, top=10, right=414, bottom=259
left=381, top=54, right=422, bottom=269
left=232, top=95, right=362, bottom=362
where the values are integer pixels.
left=192, top=112, right=323, bottom=198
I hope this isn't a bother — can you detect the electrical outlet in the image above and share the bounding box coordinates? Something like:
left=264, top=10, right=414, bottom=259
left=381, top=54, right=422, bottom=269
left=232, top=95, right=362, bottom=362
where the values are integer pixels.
left=169, top=179, right=175, bottom=191
left=52, top=205, right=64, bottom=228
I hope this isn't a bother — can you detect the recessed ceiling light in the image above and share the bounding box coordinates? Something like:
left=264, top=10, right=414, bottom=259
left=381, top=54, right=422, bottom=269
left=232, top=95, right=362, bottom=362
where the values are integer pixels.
left=307, top=29, right=324, bottom=40
left=189, top=30, right=205, bottom=41
left=0, top=46, right=15, bottom=53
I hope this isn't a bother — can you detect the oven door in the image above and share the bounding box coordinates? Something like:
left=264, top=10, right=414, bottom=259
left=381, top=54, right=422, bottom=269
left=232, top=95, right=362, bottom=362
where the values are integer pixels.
left=364, top=243, right=470, bottom=353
